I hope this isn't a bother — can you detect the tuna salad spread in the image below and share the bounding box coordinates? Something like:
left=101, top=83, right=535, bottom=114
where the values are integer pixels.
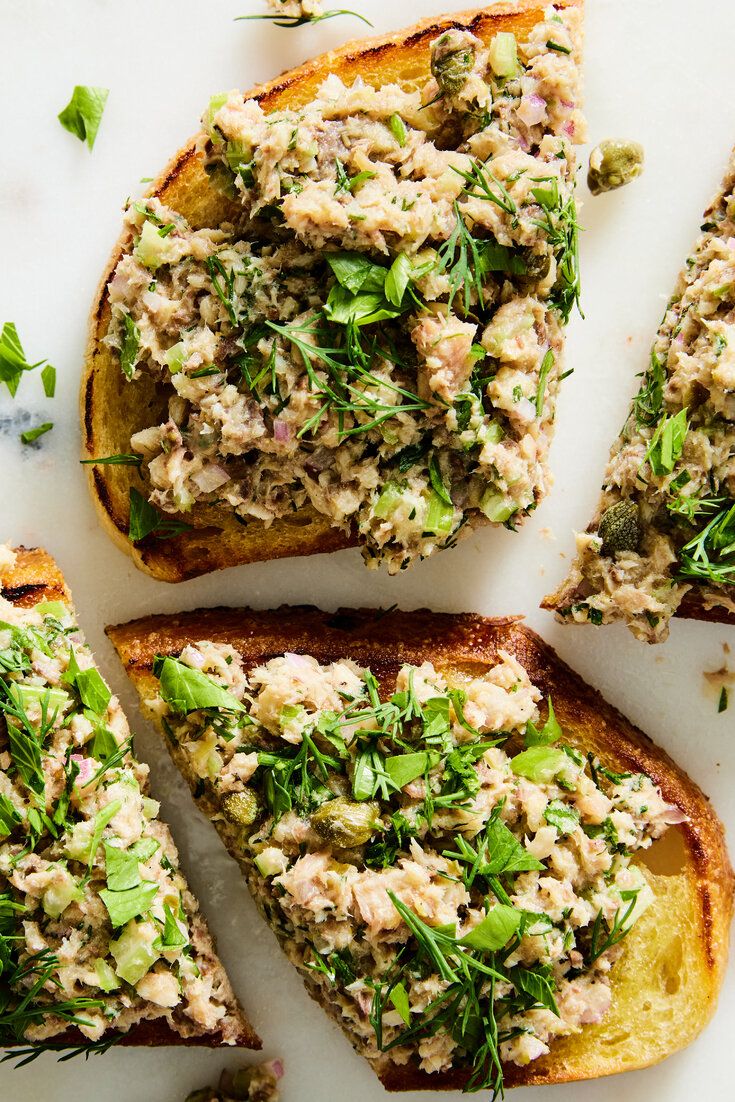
left=186, top=1060, right=282, bottom=1102
left=104, top=6, right=584, bottom=572
left=0, top=550, right=244, bottom=1053
left=547, top=150, right=735, bottom=641
left=145, top=639, right=682, bottom=1094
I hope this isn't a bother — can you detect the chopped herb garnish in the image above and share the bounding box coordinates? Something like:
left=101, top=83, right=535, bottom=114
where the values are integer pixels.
left=128, top=488, right=192, bottom=543
left=20, top=422, right=53, bottom=446
left=57, top=86, right=109, bottom=150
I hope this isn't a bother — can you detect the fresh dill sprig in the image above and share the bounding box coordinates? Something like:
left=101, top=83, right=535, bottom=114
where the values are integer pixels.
left=265, top=315, right=429, bottom=439
left=236, top=9, right=372, bottom=29
left=529, top=176, right=582, bottom=323
left=677, top=498, right=735, bottom=585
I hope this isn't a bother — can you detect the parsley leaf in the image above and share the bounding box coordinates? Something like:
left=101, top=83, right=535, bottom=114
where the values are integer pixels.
left=0, top=322, right=49, bottom=398
left=459, top=904, right=522, bottom=951
left=153, top=655, right=245, bottom=715
left=57, top=86, right=109, bottom=150
left=128, top=488, right=191, bottom=543
left=100, top=880, right=158, bottom=928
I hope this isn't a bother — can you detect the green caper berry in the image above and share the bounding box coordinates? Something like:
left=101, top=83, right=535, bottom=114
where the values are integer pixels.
left=222, top=790, right=261, bottom=828
left=587, top=139, right=644, bottom=196
left=431, top=31, right=476, bottom=96
left=598, top=499, right=641, bottom=556
left=311, top=797, right=379, bottom=849
left=519, top=248, right=552, bottom=281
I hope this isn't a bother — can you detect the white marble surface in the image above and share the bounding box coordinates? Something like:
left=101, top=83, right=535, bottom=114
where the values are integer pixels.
left=1, top=0, right=734, bottom=1098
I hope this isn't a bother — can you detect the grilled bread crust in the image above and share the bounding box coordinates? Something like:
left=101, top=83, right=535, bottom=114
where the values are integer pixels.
left=0, top=546, right=260, bottom=1052
left=107, top=603, right=733, bottom=1089
left=81, top=0, right=584, bottom=583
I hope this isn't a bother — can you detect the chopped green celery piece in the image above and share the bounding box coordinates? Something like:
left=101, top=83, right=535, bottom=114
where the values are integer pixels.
left=425, top=490, right=454, bottom=534
left=225, top=139, right=251, bottom=173
left=479, top=491, right=515, bottom=523
left=373, top=481, right=405, bottom=519
left=42, top=869, right=83, bottom=918
left=110, top=920, right=160, bottom=985
left=205, top=92, right=228, bottom=135
left=254, top=848, right=288, bottom=878
left=488, top=32, right=519, bottom=77
left=35, top=600, right=68, bottom=619
left=163, top=342, right=186, bottom=374
left=94, top=958, right=120, bottom=992
left=135, top=220, right=170, bottom=270
left=11, top=683, right=70, bottom=713
left=478, top=421, right=504, bottom=447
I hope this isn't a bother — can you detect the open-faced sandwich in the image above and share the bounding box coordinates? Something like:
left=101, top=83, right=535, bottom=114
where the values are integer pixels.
left=83, top=0, right=585, bottom=581
left=544, top=146, right=735, bottom=642
left=107, top=605, right=733, bottom=1094
left=0, top=546, right=257, bottom=1059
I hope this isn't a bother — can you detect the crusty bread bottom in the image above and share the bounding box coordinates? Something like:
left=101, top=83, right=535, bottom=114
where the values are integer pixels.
left=107, top=605, right=733, bottom=1090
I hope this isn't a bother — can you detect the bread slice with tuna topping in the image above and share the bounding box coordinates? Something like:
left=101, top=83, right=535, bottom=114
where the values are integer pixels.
left=0, top=545, right=258, bottom=1059
left=107, top=603, right=732, bottom=1093
left=82, top=0, right=585, bottom=581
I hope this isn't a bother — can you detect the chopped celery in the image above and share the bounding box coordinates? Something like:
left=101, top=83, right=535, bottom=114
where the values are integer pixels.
left=373, top=481, right=404, bottom=519
left=488, top=32, right=519, bottom=78
left=425, top=490, right=454, bottom=534
left=480, top=492, right=515, bottom=523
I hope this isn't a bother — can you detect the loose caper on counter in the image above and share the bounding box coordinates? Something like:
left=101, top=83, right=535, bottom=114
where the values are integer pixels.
left=311, top=796, right=380, bottom=848
left=598, top=499, right=641, bottom=556
left=186, top=1061, right=281, bottom=1102
left=587, top=139, right=644, bottom=196
left=430, top=29, right=476, bottom=95
left=222, top=789, right=262, bottom=828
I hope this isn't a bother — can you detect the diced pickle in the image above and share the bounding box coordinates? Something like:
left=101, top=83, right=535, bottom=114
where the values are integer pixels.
left=311, top=797, right=379, bottom=848
left=222, top=790, right=262, bottom=827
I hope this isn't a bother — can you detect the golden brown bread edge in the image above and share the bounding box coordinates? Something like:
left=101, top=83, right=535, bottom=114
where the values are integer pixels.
left=81, top=0, right=584, bottom=583
left=106, top=602, right=733, bottom=1090
left=0, top=546, right=260, bottom=1052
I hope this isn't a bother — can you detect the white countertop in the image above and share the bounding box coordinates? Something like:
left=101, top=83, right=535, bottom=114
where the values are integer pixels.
left=1, top=0, right=733, bottom=1099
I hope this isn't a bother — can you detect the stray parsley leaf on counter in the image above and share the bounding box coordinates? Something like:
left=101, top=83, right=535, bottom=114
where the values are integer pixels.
left=0, top=323, right=50, bottom=398
left=20, top=422, right=53, bottom=446
left=58, top=86, right=109, bottom=150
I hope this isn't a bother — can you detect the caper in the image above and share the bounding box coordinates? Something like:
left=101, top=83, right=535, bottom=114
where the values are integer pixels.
left=222, top=789, right=262, bottom=828
left=519, top=248, right=551, bottom=281
left=431, top=30, right=476, bottom=96
left=598, top=499, right=641, bottom=556
left=587, top=139, right=644, bottom=196
left=311, top=797, right=380, bottom=848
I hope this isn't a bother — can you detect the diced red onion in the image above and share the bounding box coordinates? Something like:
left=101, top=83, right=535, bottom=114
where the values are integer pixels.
left=72, top=755, right=95, bottom=785
left=192, top=465, right=230, bottom=493
left=273, top=418, right=291, bottom=443
left=518, top=93, right=547, bottom=127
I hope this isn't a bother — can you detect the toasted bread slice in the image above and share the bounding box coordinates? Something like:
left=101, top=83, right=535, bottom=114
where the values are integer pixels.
left=82, top=0, right=585, bottom=582
left=543, top=147, right=735, bottom=642
left=0, top=546, right=259, bottom=1055
left=107, top=605, right=732, bottom=1090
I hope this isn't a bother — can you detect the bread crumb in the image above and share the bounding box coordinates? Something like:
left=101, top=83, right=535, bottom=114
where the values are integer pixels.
left=0, top=544, right=17, bottom=577
left=703, top=645, right=734, bottom=713
left=539, top=527, right=556, bottom=541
